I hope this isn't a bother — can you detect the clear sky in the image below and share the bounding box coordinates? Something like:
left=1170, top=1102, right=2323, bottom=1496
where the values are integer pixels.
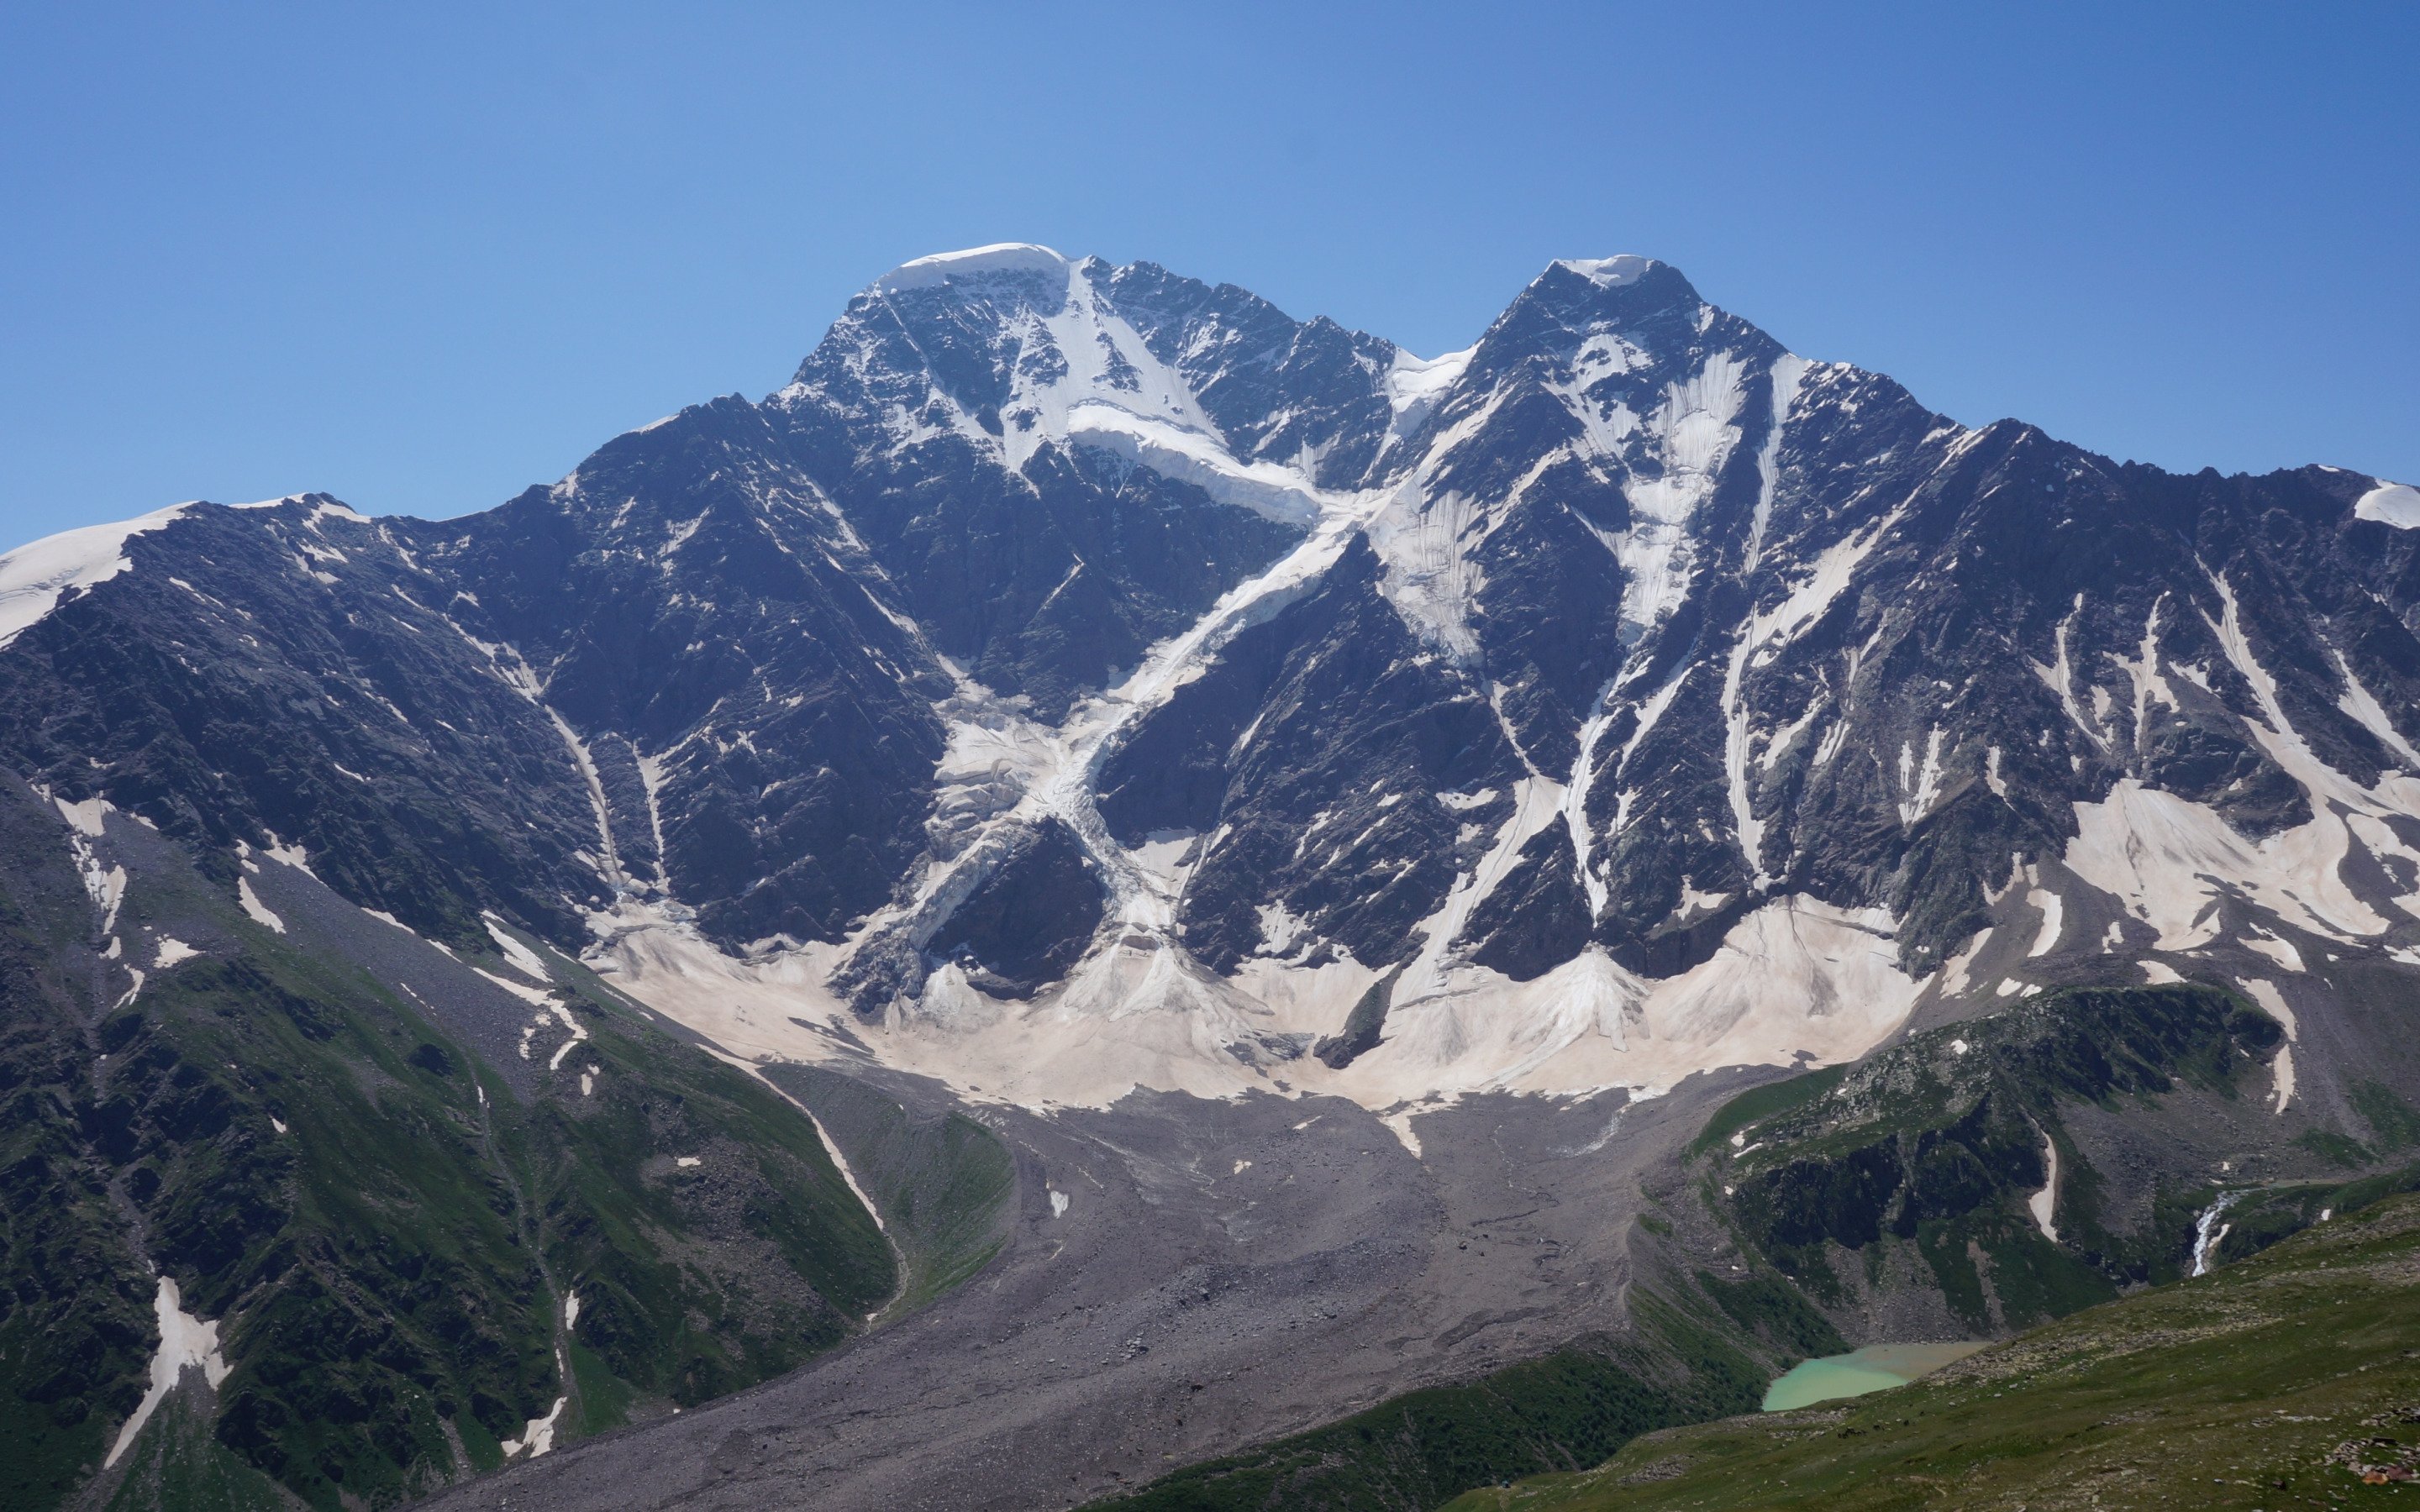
left=3, top=3, right=2414, bottom=548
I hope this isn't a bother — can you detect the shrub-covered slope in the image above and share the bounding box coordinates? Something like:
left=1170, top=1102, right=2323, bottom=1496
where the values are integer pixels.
left=1698, top=982, right=2288, bottom=1334
left=0, top=778, right=893, bottom=1511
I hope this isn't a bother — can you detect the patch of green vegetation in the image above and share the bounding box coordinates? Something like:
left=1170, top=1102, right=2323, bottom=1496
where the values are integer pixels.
left=524, top=1016, right=894, bottom=1406
left=2297, top=1126, right=2376, bottom=1168
left=2206, top=1161, right=2420, bottom=1270
left=2352, top=1079, right=2420, bottom=1152
left=1081, top=1295, right=1771, bottom=1512
left=1688, top=1064, right=1847, bottom=1158
left=566, top=1342, right=637, bottom=1438
left=126, top=951, right=560, bottom=1509
left=1912, top=1221, right=1990, bottom=1330
left=765, top=1064, right=1017, bottom=1315
left=1691, top=1272, right=1844, bottom=1365
left=1440, top=1189, right=2420, bottom=1511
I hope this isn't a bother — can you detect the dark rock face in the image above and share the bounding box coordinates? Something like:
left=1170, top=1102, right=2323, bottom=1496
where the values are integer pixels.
left=764, top=256, right=1346, bottom=717
left=1311, top=967, right=1402, bottom=1068
left=1455, top=817, right=1592, bottom=981
left=409, top=398, right=955, bottom=948
left=1101, top=536, right=1523, bottom=973
left=0, top=496, right=608, bottom=948
left=924, top=816, right=1105, bottom=998
left=1090, top=260, right=1404, bottom=488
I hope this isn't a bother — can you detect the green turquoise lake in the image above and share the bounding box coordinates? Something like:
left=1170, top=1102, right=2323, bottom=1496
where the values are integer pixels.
left=1760, top=1341, right=1987, bottom=1411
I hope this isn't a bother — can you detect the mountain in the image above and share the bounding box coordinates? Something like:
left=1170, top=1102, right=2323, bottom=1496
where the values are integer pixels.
left=5, top=243, right=2420, bottom=1509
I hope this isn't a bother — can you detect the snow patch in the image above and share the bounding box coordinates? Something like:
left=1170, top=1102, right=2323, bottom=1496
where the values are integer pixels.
left=1744, top=354, right=1811, bottom=571
left=1067, top=402, right=1328, bottom=526
left=2331, top=648, right=2420, bottom=769
left=2027, top=1126, right=2060, bottom=1242
left=0, top=505, right=190, bottom=650
left=42, top=788, right=129, bottom=932
left=238, top=878, right=286, bottom=934
left=2242, top=930, right=2303, bottom=973
left=501, top=1397, right=566, bottom=1459
left=1383, top=344, right=1475, bottom=438
left=1897, top=727, right=1948, bottom=826
left=477, top=966, right=558, bottom=1010
left=154, top=937, right=199, bottom=969
left=2065, top=780, right=2384, bottom=948
left=105, top=1276, right=231, bottom=1467
left=260, top=833, right=315, bottom=875
left=2238, top=977, right=2298, bottom=1113
left=872, top=242, right=1070, bottom=294
left=2353, top=481, right=2420, bottom=529
left=1939, top=926, right=1991, bottom=996
left=484, top=914, right=552, bottom=980
left=2024, top=887, right=2064, bottom=958
left=1555, top=255, right=1655, bottom=287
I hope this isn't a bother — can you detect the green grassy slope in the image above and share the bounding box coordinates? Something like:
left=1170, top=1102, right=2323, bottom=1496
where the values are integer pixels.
left=0, top=785, right=898, bottom=1511
left=1445, top=1189, right=2420, bottom=1511
left=763, top=1064, right=1017, bottom=1315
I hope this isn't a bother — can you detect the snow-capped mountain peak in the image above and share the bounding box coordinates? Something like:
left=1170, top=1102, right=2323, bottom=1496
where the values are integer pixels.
left=1552, top=252, right=1657, bottom=286
left=13, top=249, right=2420, bottom=1143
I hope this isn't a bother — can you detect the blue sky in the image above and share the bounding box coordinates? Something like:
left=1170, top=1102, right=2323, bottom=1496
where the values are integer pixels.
left=3, top=3, right=2415, bottom=547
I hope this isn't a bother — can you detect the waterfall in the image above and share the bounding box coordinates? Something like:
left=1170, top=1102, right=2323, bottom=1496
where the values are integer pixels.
left=2190, top=1190, right=2247, bottom=1277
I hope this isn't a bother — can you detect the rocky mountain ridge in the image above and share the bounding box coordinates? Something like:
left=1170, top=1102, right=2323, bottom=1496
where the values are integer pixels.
left=11, top=244, right=2420, bottom=1126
